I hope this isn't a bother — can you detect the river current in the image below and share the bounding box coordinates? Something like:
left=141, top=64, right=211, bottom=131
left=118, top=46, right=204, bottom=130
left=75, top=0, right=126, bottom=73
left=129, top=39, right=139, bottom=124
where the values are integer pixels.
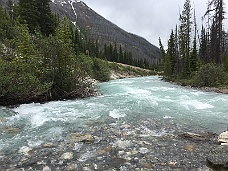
left=0, top=76, right=228, bottom=153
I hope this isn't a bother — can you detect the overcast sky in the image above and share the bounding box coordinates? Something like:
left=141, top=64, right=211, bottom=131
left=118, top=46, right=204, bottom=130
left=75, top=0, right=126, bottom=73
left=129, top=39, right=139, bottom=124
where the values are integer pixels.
left=82, top=0, right=228, bottom=48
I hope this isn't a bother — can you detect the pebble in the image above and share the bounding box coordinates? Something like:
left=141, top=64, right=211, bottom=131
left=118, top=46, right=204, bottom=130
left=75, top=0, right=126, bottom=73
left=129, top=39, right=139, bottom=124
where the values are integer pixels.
left=61, top=152, right=73, bottom=160
left=43, top=166, right=51, bottom=171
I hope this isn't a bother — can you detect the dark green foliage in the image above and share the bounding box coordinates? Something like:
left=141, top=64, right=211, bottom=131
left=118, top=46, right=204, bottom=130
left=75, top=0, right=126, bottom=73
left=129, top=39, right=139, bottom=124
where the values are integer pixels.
left=36, top=0, right=56, bottom=36
left=190, top=37, right=197, bottom=73
left=199, top=26, right=208, bottom=63
left=18, top=0, right=39, bottom=34
left=191, top=63, right=226, bottom=87
left=92, top=58, right=110, bottom=82
left=0, top=10, right=95, bottom=105
left=0, top=61, right=50, bottom=99
left=18, top=0, right=56, bottom=36
left=162, top=0, right=228, bottom=88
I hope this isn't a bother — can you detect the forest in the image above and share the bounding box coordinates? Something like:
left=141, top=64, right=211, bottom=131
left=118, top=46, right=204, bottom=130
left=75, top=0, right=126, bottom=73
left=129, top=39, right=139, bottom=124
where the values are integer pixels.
left=0, top=0, right=153, bottom=106
left=0, top=0, right=122, bottom=105
left=161, top=0, right=228, bottom=87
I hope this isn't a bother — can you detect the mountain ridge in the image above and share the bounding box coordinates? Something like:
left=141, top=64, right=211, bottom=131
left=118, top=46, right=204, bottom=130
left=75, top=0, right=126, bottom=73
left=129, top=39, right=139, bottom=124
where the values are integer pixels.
left=1, top=0, right=162, bottom=64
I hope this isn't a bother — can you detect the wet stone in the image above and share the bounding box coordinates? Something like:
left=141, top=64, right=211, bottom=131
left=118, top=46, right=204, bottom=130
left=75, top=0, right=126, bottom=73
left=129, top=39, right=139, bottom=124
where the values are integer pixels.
left=207, top=146, right=228, bottom=170
left=0, top=118, right=219, bottom=171
left=67, top=133, right=95, bottom=143
left=60, top=152, right=74, bottom=160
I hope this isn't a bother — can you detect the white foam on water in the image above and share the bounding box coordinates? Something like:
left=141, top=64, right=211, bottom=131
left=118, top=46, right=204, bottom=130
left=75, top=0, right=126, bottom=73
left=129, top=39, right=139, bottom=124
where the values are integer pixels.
left=78, top=150, right=96, bottom=162
left=28, top=140, right=43, bottom=147
left=180, top=100, right=214, bottom=110
left=109, top=109, right=126, bottom=119
left=127, top=88, right=151, bottom=95
left=191, top=91, right=205, bottom=96
left=149, top=86, right=176, bottom=92
left=30, top=113, right=48, bottom=128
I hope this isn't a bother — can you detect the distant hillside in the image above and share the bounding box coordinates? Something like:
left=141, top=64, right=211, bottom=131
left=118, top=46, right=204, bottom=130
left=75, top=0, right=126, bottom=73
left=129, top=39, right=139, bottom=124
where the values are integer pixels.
left=1, top=0, right=162, bottom=64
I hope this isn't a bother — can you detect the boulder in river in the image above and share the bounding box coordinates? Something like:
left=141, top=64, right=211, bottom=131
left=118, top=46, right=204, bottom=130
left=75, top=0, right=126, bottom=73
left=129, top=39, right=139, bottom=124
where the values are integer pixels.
left=218, top=131, right=228, bottom=145
left=179, top=132, right=216, bottom=141
left=67, top=133, right=95, bottom=143
left=207, top=146, right=228, bottom=170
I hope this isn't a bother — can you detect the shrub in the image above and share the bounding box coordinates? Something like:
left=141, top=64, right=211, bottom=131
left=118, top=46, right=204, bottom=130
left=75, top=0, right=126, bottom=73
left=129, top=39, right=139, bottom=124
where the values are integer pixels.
left=191, top=63, right=225, bottom=87
left=92, top=58, right=110, bottom=82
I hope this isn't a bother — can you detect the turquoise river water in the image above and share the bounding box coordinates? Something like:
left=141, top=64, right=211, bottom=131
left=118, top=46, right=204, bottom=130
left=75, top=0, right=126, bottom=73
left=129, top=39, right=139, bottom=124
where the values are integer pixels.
left=0, top=76, right=228, bottom=153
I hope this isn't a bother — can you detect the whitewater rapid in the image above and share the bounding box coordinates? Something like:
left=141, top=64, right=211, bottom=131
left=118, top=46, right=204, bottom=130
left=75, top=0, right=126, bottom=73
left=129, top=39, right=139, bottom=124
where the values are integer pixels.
left=0, top=76, right=228, bottom=152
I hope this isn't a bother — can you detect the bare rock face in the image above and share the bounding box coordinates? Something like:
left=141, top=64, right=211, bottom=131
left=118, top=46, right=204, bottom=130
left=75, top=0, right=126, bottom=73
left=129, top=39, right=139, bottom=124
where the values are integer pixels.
left=218, top=131, right=228, bottom=145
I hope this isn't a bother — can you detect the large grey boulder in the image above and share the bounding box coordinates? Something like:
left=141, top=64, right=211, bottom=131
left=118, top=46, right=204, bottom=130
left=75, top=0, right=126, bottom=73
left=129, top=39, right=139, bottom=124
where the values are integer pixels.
left=218, top=131, right=228, bottom=145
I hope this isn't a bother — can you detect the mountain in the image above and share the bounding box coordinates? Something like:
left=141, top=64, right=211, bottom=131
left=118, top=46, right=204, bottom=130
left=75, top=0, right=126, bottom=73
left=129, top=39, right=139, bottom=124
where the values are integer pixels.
left=1, top=0, right=162, bottom=64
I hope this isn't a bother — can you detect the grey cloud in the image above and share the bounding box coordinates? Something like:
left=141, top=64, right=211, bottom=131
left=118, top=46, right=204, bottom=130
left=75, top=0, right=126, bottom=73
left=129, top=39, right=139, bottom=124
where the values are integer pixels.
left=82, top=0, right=228, bottom=47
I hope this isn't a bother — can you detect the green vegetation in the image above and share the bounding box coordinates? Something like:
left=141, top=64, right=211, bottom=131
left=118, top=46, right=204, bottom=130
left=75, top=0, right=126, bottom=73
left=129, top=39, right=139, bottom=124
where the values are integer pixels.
left=0, top=1, right=105, bottom=105
left=160, top=0, right=228, bottom=89
left=0, top=0, right=156, bottom=106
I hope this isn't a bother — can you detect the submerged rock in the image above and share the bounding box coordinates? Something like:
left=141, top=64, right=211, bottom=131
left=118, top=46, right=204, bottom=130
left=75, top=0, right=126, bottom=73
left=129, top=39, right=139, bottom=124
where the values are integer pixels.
left=207, top=146, right=228, bottom=170
left=0, top=127, right=21, bottom=133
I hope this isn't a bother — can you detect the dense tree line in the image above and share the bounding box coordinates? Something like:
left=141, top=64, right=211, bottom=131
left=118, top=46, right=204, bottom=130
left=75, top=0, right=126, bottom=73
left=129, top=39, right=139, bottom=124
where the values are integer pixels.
left=0, top=0, right=110, bottom=105
left=85, top=39, right=151, bottom=69
left=161, top=0, right=228, bottom=87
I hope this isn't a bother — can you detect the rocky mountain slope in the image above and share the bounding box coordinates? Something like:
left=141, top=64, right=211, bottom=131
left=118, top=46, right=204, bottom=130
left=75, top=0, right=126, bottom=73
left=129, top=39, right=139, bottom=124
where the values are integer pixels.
left=1, top=0, right=162, bottom=64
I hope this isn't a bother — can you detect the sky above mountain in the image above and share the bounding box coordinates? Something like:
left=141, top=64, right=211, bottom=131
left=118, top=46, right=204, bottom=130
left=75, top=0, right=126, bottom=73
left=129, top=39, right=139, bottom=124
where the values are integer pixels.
left=82, top=0, right=228, bottom=48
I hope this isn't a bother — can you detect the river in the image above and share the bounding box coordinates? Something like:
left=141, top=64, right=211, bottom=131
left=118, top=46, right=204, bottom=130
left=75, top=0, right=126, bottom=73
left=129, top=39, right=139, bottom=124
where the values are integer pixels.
left=0, top=76, right=228, bottom=170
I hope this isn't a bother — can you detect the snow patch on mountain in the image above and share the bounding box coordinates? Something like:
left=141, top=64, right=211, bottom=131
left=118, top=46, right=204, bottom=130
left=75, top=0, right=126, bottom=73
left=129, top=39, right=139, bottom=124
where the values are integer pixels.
left=68, top=0, right=78, bottom=23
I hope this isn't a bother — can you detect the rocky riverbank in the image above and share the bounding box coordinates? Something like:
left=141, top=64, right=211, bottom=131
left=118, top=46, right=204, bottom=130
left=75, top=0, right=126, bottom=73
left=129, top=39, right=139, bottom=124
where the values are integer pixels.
left=0, top=117, right=225, bottom=171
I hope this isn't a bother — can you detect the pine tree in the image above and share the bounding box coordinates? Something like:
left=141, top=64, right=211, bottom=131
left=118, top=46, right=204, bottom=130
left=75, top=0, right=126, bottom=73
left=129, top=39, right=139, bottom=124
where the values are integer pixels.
left=119, top=45, right=123, bottom=63
left=158, top=37, right=165, bottom=58
left=164, top=30, right=176, bottom=78
left=113, top=42, right=118, bottom=62
left=199, top=26, right=208, bottom=63
left=6, top=0, right=14, bottom=20
left=205, top=0, right=225, bottom=64
left=189, top=8, right=198, bottom=73
left=18, top=0, right=39, bottom=34
left=35, top=0, right=56, bottom=36
left=179, top=0, right=193, bottom=78
left=15, top=24, right=36, bottom=64
left=103, top=43, right=108, bottom=60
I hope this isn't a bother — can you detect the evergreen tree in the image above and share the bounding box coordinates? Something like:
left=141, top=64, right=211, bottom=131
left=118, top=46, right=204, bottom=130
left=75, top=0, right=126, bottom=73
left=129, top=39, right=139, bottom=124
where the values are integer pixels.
left=113, top=42, right=118, bottom=62
left=158, top=37, right=165, bottom=58
left=189, top=8, right=198, bottom=73
left=36, top=0, right=56, bottom=36
left=179, top=0, right=193, bottom=78
left=6, top=0, right=14, bottom=20
left=18, top=0, right=39, bottom=34
left=108, top=43, right=113, bottom=61
left=190, top=37, right=197, bottom=73
left=15, top=24, right=36, bottom=64
left=164, top=30, right=176, bottom=78
left=199, top=26, right=208, bottom=63
left=119, top=45, right=123, bottom=63
left=205, top=0, right=225, bottom=64
left=103, top=43, right=108, bottom=60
